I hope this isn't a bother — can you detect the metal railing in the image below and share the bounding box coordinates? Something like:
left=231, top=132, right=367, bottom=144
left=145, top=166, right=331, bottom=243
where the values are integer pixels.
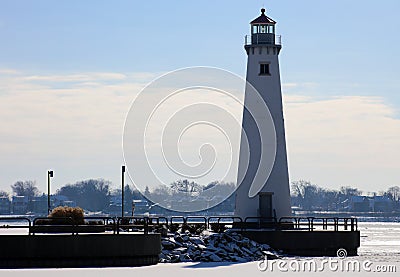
left=245, top=34, right=282, bottom=46
left=0, top=215, right=358, bottom=235
left=208, top=216, right=243, bottom=232
left=116, top=216, right=149, bottom=234
left=116, top=216, right=168, bottom=235
left=279, top=217, right=358, bottom=232
left=32, top=217, right=77, bottom=235
left=186, top=216, right=207, bottom=229
left=168, top=216, right=208, bottom=233
left=32, top=217, right=115, bottom=235
left=244, top=216, right=277, bottom=229
left=85, top=216, right=116, bottom=233
left=0, top=217, right=32, bottom=234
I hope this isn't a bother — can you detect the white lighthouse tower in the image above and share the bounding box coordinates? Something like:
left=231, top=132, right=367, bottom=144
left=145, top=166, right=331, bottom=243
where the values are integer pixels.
left=235, top=8, right=292, bottom=220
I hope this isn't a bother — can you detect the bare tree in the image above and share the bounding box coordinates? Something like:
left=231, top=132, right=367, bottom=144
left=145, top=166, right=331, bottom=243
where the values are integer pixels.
left=11, top=180, right=40, bottom=199
left=340, top=186, right=362, bottom=197
left=170, top=180, right=202, bottom=197
left=291, top=180, right=313, bottom=199
left=386, top=186, right=400, bottom=201
left=0, top=190, right=9, bottom=198
left=291, top=180, right=331, bottom=210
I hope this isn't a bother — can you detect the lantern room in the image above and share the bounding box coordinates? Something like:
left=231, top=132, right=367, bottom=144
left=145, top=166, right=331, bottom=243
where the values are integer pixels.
left=250, top=8, right=277, bottom=45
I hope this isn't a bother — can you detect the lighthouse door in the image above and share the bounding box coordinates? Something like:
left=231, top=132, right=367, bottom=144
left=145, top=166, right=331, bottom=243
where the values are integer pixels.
left=259, top=192, right=273, bottom=218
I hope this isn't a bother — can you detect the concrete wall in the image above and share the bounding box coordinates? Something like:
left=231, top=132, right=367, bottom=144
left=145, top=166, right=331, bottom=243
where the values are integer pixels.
left=0, top=233, right=161, bottom=268
left=240, top=230, right=360, bottom=256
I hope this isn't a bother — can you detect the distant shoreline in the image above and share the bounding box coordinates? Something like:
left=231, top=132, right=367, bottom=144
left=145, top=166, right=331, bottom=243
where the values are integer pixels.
left=293, top=211, right=400, bottom=222
left=1, top=211, right=400, bottom=223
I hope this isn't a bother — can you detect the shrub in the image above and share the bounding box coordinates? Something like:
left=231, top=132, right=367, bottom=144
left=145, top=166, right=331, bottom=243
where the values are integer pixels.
left=48, top=206, right=85, bottom=225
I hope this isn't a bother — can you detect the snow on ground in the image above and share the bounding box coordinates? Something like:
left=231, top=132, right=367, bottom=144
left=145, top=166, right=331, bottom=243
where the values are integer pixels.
left=0, top=261, right=399, bottom=277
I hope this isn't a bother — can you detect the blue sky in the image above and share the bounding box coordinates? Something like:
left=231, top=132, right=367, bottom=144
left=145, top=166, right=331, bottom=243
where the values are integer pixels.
left=1, top=0, right=400, bottom=110
left=0, top=0, right=399, bottom=194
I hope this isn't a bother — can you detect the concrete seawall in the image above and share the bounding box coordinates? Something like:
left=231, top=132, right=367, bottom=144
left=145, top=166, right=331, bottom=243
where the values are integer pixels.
left=0, top=233, right=161, bottom=268
left=239, top=230, right=360, bottom=256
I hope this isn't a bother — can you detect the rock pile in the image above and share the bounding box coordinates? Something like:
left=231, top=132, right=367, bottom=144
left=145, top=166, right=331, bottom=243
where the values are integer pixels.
left=160, top=231, right=280, bottom=263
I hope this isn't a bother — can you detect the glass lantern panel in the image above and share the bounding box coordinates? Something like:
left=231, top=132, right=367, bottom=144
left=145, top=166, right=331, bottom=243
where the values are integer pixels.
left=252, top=25, right=258, bottom=34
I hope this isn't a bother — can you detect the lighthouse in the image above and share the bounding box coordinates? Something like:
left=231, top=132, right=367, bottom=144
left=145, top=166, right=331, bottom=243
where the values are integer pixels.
left=235, top=9, right=292, bottom=220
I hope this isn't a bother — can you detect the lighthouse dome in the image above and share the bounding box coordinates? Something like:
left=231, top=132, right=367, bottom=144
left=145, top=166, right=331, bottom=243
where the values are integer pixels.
left=250, top=8, right=276, bottom=25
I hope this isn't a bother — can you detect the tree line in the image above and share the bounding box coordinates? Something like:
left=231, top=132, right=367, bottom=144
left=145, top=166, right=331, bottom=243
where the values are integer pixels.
left=0, top=179, right=236, bottom=213
left=0, top=179, right=140, bottom=212
left=2, top=179, right=399, bottom=213
left=291, top=180, right=400, bottom=211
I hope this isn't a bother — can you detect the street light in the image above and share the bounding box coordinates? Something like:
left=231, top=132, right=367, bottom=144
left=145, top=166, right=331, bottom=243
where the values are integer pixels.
left=47, top=170, right=54, bottom=215
left=121, top=165, right=125, bottom=218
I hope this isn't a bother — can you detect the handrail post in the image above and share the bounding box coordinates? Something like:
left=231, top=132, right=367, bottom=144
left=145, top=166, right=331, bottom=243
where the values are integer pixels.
left=47, top=170, right=54, bottom=215
left=121, top=166, right=125, bottom=218
left=144, top=217, right=149, bottom=235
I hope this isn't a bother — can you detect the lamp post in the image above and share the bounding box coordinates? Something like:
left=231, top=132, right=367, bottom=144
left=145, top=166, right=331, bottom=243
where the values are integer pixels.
left=47, top=170, right=54, bottom=215
left=121, top=165, right=125, bottom=218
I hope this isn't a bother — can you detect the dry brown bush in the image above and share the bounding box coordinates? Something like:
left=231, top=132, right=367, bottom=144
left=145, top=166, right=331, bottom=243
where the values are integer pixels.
left=48, top=206, right=85, bottom=225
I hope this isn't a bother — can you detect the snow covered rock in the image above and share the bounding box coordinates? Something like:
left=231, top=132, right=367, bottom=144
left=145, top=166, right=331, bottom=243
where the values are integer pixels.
left=160, top=231, right=280, bottom=263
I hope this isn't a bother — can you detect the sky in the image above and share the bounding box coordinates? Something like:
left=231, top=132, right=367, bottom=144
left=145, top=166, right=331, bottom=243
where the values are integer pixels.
left=0, top=0, right=399, bottom=194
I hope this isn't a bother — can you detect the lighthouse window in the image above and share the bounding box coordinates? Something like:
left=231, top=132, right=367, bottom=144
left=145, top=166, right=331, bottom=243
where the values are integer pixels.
left=259, top=63, right=270, bottom=76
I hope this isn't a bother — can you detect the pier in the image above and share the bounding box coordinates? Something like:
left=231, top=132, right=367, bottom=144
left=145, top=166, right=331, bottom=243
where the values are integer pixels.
left=0, top=215, right=360, bottom=268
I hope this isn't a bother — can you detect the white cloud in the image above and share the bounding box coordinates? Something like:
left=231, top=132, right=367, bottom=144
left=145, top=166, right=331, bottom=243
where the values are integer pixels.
left=23, top=72, right=127, bottom=83
left=282, top=82, right=298, bottom=89
left=0, top=69, right=399, bottom=193
left=284, top=95, right=400, bottom=191
left=0, top=70, right=149, bottom=190
left=0, top=68, right=20, bottom=75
